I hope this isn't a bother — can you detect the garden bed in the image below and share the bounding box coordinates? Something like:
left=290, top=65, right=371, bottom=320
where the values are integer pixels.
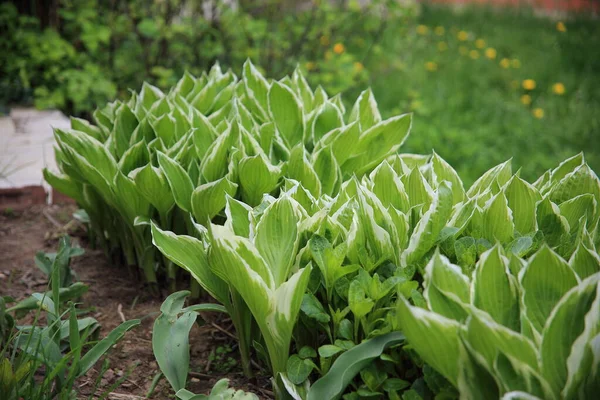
left=0, top=205, right=272, bottom=399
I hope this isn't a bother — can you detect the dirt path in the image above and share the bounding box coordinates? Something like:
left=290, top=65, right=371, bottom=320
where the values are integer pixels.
left=0, top=205, right=271, bottom=399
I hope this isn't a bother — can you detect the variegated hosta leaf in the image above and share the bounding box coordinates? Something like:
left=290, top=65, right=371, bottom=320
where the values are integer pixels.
left=208, top=223, right=311, bottom=374
left=191, top=177, right=238, bottom=225
left=471, top=245, right=519, bottom=330
left=130, top=164, right=174, bottom=216
left=540, top=273, right=600, bottom=397
left=401, top=181, right=453, bottom=268
left=402, top=165, right=433, bottom=210
left=157, top=151, right=194, bottom=212
left=481, top=192, right=514, bottom=244
left=348, top=88, right=382, bottom=131
left=150, top=223, right=231, bottom=308
left=396, top=298, right=462, bottom=387
left=467, top=159, right=512, bottom=198
left=505, top=176, right=541, bottom=235
left=431, top=152, right=465, bottom=205
left=423, top=251, right=470, bottom=321
left=238, top=153, right=281, bottom=206
left=536, top=197, right=570, bottom=247
left=286, top=145, right=322, bottom=197
left=268, top=81, right=304, bottom=148
left=519, top=245, right=579, bottom=333
left=224, top=195, right=253, bottom=238
left=369, top=161, right=410, bottom=212
left=569, top=240, right=600, bottom=279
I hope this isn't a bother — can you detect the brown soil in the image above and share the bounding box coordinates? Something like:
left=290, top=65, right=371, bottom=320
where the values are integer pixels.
left=0, top=205, right=272, bottom=399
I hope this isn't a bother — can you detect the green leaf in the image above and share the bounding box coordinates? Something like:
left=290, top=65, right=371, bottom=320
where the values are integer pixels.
left=569, top=241, right=600, bottom=279
left=78, top=319, right=140, bottom=377
left=301, top=292, right=331, bottom=323
left=312, top=101, right=343, bottom=144
left=369, top=161, right=410, bottom=212
left=536, top=197, right=570, bottom=247
left=307, top=332, right=405, bottom=400
left=319, top=345, right=344, bottom=358
left=519, top=245, right=579, bottom=333
left=402, top=181, right=453, bottom=267
left=255, top=196, right=300, bottom=285
left=131, top=164, right=175, bottom=215
left=348, top=88, right=382, bottom=130
left=467, top=160, right=512, bottom=197
left=341, top=114, right=412, bottom=177
left=238, top=153, right=281, bottom=206
left=471, top=245, right=519, bottom=330
left=287, top=145, right=322, bottom=197
left=287, top=355, right=315, bottom=385
left=191, top=177, right=238, bottom=224
left=505, top=176, right=541, bottom=234
left=268, top=81, right=304, bottom=147
left=313, top=146, right=340, bottom=196
left=432, top=152, right=465, bottom=205
left=424, top=250, right=470, bottom=321
left=158, top=152, right=194, bottom=212
left=481, top=192, right=514, bottom=244
left=540, top=273, right=600, bottom=396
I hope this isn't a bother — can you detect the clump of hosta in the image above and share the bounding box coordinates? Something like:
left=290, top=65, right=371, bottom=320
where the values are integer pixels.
left=45, top=61, right=411, bottom=290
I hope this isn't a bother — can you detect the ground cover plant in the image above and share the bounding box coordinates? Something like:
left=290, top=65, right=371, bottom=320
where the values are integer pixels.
left=41, top=57, right=600, bottom=399
left=0, top=236, right=139, bottom=399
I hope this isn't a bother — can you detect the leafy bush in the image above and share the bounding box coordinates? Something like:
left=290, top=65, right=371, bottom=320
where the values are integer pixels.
left=46, top=61, right=411, bottom=294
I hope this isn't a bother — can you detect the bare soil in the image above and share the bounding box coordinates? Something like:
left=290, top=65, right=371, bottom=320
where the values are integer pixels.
left=0, top=205, right=272, bottom=399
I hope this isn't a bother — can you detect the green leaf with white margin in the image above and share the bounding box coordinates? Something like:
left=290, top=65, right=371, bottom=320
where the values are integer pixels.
left=238, top=153, right=281, bottom=206
left=396, top=298, right=462, bottom=386
left=312, top=101, right=343, bottom=145
left=200, top=123, right=233, bottom=182
left=501, top=392, right=544, bottom=400
left=401, top=181, right=453, bottom=267
left=113, top=171, right=151, bottom=223
left=130, top=164, right=175, bottom=215
left=328, top=122, right=360, bottom=166
left=268, top=81, right=304, bottom=147
left=403, top=167, right=433, bottom=210
left=467, top=160, right=512, bottom=197
left=348, top=88, right=382, bottom=130
left=243, top=59, right=270, bottom=111
left=43, top=169, right=85, bottom=205
left=208, top=224, right=311, bottom=374
left=424, top=250, right=470, bottom=321
left=286, top=145, right=322, bottom=197
left=313, top=146, right=340, bottom=196
left=157, top=151, right=194, bottom=212
left=559, top=194, right=597, bottom=234
left=536, top=197, right=570, bottom=247
left=432, top=152, right=465, bottom=205
left=341, top=114, right=412, bottom=177
left=481, top=192, right=514, bottom=244
left=549, top=164, right=600, bottom=217
left=254, top=196, right=300, bottom=286
left=191, top=111, right=218, bottom=160
left=541, top=273, right=600, bottom=397
left=457, top=339, right=500, bottom=400
left=224, top=196, right=253, bottom=238
left=369, top=161, right=410, bottom=212
left=191, top=177, right=238, bottom=225
left=492, top=352, right=554, bottom=399
left=471, top=245, right=519, bottom=330
left=151, top=223, right=231, bottom=307
left=505, top=176, right=541, bottom=234
left=464, top=310, right=538, bottom=371
left=519, top=245, right=579, bottom=333
left=569, top=241, right=600, bottom=279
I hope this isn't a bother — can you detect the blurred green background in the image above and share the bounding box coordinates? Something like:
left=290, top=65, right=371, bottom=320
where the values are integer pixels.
left=1, top=0, right=598, bottom=184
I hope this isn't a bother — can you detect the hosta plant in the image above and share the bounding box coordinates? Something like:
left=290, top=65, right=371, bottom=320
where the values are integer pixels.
left=45, top=61, right=411, bottom=293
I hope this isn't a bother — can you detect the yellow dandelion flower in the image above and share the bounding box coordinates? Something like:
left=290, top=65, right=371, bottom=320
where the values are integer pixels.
left=459, top=46, right=468, bottom=55
left=557, top=21, right=566, bottom=32
left=511, top=59, right=521, bottom=68
left=353, top=62, right=364, bottom=73
left=500, top=58, right=510, bottom=69
left=520, top=94, right=532, bottom=105
left=333, top=43, right=345, bottom=54
left=437, top=41, right=448, bottom=51
left=533, top=108, right=544, bottom=119
left=475, top=39, right=486, bottom=49
left=320, top=35, right=330, bottom=46
left=435, top=26, right=445, bottom=36
left=469, top=50, right=479, bottom=59
left=425, top=61, right=438, bottom=72
left=305, top=61, right=316, bottom=71
left=417, top=25, right=429, bottom=35
left=522, top=79, right=536, bottom=90
left=485, top=48, right=497, bottom=59
left=552, top=82, right=566, bottom=95
left=457, top=30, right=469, bottom=41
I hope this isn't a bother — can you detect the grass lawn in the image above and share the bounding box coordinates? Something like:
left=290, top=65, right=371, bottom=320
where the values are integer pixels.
left=367, top=5, right=600, bottom=184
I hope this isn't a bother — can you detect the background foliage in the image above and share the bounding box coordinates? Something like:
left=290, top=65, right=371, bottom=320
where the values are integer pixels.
left=1, top=0, right=598, bottom=182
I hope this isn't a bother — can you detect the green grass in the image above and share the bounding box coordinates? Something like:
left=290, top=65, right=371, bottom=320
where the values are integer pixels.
left=367, top=5, right=600, bottom=184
